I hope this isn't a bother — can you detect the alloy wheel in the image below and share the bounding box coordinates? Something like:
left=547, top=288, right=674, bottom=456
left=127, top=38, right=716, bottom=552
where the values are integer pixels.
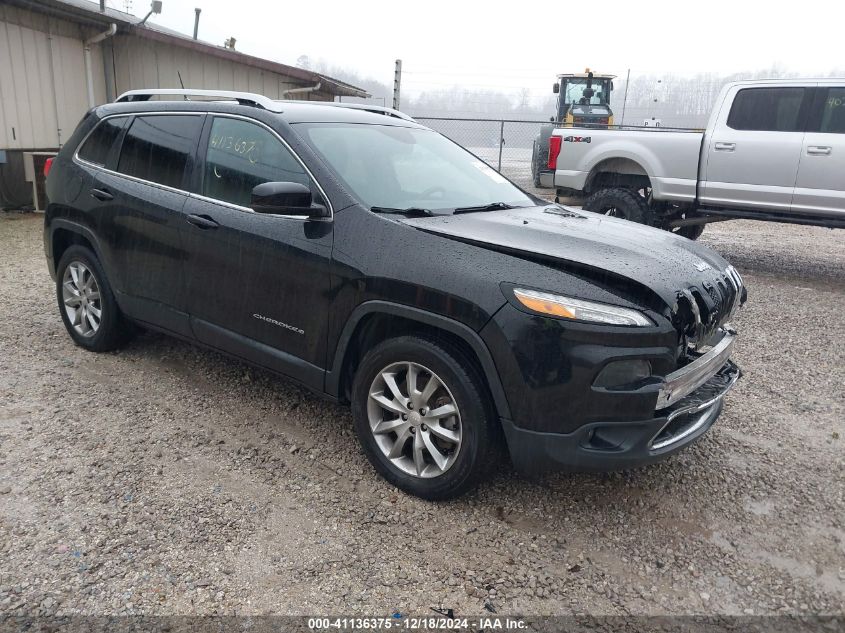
left=367, top=361, right=462, bottom=478
left=62, top=261, right=102, bottom=337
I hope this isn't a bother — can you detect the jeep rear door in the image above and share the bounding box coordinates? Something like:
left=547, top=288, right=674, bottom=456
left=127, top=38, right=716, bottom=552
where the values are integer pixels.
left=700, top=85, right=812, bottom=211
left=98, top=113, right=203, bottom=336
left=791, top=86, right=845, bottom=217
left=182, top=114, right=333, bottom=391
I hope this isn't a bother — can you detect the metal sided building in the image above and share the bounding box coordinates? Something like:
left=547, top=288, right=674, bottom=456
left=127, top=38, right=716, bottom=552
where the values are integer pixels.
left=0, top=0, right=369, bottom=209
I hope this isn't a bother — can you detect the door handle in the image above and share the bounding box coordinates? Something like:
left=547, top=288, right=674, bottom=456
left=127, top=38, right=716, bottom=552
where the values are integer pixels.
left=90, top=187, right=113, bottom=201
left=807, top=146, right=832, bottom=156
left=186, top=213, right=220, bottom=230
left=714, top=142, right=736, bottom=152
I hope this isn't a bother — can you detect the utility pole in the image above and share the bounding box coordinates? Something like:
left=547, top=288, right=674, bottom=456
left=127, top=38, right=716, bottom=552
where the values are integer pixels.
left=620, top=68, right=630, bottom=126
left=393, top=59, right=402, bottom=110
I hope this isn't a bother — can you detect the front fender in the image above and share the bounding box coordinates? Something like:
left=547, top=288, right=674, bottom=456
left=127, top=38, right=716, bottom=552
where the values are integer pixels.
left=325, top=300, right=512, bottom=420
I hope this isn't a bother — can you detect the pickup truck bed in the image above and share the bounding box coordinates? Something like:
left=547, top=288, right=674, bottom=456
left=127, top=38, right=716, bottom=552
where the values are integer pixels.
left=552, top=127, right=703, bottom=203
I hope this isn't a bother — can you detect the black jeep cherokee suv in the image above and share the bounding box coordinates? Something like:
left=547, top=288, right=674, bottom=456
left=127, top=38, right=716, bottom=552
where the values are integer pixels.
left=44, top=89, right=745, bottom=499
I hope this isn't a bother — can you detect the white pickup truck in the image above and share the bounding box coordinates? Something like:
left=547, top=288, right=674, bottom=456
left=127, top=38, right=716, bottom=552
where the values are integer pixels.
left=546, top=79, right=845, bottom=239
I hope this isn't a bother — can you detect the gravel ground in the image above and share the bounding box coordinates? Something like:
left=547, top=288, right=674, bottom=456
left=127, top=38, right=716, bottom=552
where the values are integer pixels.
left=0, top=212, right=842, bottom=618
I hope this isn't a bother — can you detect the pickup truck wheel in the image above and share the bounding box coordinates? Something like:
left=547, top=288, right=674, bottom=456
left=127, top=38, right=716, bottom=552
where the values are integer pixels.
left=56, top=245, right=134, bottom=352
left=583, top=187, right=650, bottom=225
left=351, top=336, right=498, bottom=500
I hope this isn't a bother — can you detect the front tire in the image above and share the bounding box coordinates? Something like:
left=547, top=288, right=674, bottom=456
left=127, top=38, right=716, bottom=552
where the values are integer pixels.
left=583, top=187, right=651, bottom=225
left=351, top=336, right=499, bottom=500
left=56, top=245, right=133, bottom=352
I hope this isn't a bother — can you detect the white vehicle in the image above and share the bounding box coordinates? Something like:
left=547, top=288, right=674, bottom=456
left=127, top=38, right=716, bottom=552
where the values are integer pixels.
left=547, top=79, right=845, bottom=239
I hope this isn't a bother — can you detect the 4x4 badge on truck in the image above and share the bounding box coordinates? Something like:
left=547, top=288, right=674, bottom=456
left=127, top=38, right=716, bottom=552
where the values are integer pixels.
left=695, top=261, right=712, bottom=272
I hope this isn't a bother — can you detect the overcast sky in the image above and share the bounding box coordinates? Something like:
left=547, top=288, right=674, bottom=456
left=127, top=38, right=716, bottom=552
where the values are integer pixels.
left=127, top=0, right=843, bottom=97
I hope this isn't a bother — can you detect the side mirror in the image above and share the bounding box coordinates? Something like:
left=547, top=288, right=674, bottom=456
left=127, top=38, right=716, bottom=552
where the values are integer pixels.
left=250, top=182, right=328, bottom=218
left=552, top=82, right=560, bottom=94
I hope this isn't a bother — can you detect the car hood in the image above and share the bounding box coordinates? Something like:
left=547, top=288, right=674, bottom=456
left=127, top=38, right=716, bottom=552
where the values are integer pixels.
left=401, top=205, right=735, bottom=311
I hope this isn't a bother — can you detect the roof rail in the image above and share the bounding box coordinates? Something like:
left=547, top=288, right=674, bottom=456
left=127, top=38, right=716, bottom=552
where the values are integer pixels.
left=312, top=102, right=416, bottom=122
left=115, top=89, right=285, bottom=113
left=114, top=90, right=416, bottom=122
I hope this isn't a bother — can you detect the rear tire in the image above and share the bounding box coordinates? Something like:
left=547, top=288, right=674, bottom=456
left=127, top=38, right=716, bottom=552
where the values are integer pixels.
left=583, top=187, right=651, bottom=224
left=351, top=335, right=500, bottom=500
left=56, top=245, right=133, bottom=352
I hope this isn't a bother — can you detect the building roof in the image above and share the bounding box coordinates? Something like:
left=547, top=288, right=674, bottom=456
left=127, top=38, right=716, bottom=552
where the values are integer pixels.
left=16, top=0, right=370, bottom=98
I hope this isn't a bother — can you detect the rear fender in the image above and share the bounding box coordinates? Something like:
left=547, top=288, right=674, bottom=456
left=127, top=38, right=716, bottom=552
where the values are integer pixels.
left=47, top=218, right=107, bottom=280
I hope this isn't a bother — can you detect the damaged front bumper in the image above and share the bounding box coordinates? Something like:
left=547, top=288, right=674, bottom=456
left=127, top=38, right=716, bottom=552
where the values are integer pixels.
left=657, top=330, right=736, bottom=409
left=501, top=360, right=741, bottom=474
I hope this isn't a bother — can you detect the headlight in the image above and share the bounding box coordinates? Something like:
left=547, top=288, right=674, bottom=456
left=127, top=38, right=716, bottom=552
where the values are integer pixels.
left=513, top=288, right=653, bottom=327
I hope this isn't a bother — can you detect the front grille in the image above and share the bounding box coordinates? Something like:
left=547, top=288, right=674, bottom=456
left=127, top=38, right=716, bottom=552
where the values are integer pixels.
left=674, top=266, right=743, bottom=350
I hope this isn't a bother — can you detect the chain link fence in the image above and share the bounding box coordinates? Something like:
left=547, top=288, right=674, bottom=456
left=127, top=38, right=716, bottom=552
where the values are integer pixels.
left=406, top=71, right=829, bottom=194
left=413, top=117, right=549, bottom=193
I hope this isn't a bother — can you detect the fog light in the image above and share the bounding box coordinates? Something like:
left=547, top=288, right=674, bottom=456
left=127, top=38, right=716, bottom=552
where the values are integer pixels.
left=593, top=360, right=652, bottom=389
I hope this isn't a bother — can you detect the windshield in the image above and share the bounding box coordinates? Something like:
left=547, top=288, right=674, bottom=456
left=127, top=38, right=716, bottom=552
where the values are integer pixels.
left=294, top=123, right=535, bottom=213
left=562, top=78, right=611, bottom=105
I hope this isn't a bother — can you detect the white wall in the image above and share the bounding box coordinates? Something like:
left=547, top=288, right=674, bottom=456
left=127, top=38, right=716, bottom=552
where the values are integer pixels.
left=0, top=4, right=97, bottom=149
left=0, top=5, right=336, bottom=152
left=111, top=34, right=337, bottom=102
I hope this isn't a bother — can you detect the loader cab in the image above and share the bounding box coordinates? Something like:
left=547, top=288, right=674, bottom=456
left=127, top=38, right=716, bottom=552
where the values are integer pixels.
left=553, top=71, right=615, bottom=127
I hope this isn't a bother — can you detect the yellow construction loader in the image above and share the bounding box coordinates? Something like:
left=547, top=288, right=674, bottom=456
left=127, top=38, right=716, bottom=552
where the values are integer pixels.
left=532, top=70, right=616, bottom=187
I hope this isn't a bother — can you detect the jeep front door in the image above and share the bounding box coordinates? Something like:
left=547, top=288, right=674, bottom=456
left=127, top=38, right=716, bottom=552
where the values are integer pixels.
left=183, top=115, right=333, bottom=390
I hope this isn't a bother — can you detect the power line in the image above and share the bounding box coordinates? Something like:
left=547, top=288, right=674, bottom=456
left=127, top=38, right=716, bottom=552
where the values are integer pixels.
left=404, top=70, right=556, bottom=78
left=404, top=80, right=551, bottom=90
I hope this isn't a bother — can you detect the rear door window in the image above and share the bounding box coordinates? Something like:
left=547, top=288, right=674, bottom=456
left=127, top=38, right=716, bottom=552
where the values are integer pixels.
left=819, top=87, right=845, bottom=134
left=116, top=115, right=203, bottom=189
left=77, top=117, right=128, bottom=166
left=201, top=116, right=311, bottom=207
left=727, top=87, right=807, bottom=132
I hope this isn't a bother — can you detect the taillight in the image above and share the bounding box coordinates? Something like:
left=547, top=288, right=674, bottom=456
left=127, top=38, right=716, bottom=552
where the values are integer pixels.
left=43, top=157, right=54, bottom=178
left=547, top=136, right=562, bottom=170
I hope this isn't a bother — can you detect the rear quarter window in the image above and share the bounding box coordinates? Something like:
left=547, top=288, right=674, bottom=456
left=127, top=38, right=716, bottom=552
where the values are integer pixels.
left=77, top=117, right=128, bottom=166
left=116, top=115, right=203, bottom=189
